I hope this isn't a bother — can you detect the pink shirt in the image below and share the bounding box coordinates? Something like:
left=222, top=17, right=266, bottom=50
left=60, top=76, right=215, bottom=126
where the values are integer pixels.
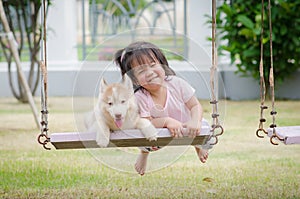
left=134, top=76, right=195, bottom=123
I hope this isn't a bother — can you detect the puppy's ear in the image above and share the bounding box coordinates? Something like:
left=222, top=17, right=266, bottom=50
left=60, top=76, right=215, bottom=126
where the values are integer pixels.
left=99, top=78, right=107, bottom=94
left=122, top=74, right=133, bottom=92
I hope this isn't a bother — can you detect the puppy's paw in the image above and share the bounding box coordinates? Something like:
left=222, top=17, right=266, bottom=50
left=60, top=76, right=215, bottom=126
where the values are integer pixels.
left=141, top=125, right=158, bottom=141
left=96, top=132, right=110, bottom=147
left=96, top=138, right=110, bottom=148
left=147, top=135, right=157, bottom=142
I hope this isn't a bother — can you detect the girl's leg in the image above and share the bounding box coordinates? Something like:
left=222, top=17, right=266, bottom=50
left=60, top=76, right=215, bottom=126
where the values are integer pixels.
left=135, top=146, right=161, bottom=175
left=135, top=150, right=149, bottom=176
left=195, top=138, right=213, bottom=163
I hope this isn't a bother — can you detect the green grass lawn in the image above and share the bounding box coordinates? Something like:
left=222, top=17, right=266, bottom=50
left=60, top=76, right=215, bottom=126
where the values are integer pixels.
left=0, top=97, right=299, bottom=198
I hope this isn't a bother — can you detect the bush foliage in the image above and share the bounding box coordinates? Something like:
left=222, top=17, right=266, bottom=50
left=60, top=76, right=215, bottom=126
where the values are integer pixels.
left=216, top=0, right=300, bottom=84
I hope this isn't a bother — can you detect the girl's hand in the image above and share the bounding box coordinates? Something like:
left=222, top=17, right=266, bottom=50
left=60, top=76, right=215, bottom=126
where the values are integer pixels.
left=165, top=117, right=184, bottom=138
left=183, top=120, right=201, bottom=138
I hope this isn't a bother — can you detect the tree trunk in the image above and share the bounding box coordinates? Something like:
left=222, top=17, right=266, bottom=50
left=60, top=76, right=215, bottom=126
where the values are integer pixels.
left=0, top=0, right=40, bottom=129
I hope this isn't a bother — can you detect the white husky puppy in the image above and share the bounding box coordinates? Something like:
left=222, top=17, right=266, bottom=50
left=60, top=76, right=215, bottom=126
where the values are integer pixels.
left=85, top=74, right=158, bottom=147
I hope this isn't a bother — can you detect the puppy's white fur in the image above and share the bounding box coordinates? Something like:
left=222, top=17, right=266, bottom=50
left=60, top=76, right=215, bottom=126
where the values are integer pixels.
left=85, top=75, right=157, bottom=147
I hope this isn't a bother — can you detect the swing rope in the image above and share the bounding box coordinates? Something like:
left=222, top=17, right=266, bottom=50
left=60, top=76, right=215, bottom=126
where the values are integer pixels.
left=37, top=0, right=51, bottom=150
left=256, top=0, right=284, bottom=145
left=256, top=0, right=268, bottom=138
left=209, top=0, right=224, bottom=145
left=267, top=0, right=284, bottom=145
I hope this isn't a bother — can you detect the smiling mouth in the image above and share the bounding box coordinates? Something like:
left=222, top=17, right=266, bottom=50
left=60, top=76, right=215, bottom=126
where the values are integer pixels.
left=147, top=76, right=158, bottom=83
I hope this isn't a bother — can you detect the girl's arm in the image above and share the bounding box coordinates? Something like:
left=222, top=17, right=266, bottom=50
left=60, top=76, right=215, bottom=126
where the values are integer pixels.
left=144, top=116, right=184, bottom=138
left=184, top=96, right=203, bottom=137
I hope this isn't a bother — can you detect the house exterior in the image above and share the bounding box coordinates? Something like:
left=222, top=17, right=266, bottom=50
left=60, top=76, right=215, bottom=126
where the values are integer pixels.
left=0, top=0, right=299, bottom=100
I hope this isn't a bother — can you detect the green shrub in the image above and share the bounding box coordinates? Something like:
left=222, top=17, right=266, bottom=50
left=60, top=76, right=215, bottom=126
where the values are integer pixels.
left=216, top=0, right=300, bottom=84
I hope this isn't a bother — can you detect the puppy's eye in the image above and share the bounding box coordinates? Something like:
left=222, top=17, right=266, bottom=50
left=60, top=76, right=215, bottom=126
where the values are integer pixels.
left=108, top=102, right=113, bottom=106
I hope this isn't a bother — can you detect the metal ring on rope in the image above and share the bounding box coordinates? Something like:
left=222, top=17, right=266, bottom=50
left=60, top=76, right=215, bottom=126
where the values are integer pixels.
left=270, top=128, right=284, bottom=145
left=37, top=134, right=51, bottom=150
left=209, top=124, right=224, bottom=145
left=256, top=128, right=268, bottom=138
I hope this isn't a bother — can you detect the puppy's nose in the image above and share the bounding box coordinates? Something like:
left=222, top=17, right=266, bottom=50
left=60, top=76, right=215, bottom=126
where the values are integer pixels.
left=115, top=114, right=122, bottom=119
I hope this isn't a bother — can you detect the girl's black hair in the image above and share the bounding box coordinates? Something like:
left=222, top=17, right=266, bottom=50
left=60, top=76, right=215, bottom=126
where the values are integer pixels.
left=114, top=41, right=175, bottom=89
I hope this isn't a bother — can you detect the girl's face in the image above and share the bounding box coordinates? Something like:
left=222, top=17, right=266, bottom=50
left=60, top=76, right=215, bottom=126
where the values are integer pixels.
left=131, top=55, right=166, bottom=91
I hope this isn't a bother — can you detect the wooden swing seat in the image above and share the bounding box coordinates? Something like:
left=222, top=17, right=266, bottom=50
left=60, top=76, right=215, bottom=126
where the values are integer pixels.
left=267, top=126, right=300, bottom=145
left=50, top=125, right=211, bottom=149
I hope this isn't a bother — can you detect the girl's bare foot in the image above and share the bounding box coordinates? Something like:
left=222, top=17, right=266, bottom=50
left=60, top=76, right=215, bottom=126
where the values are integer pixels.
left=135, top=151, right=149, bottom=175
left=195, top=147, right=208, bottom=163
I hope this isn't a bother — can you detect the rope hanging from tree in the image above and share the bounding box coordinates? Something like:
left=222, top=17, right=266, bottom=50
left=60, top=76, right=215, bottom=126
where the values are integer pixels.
left=209, top=0, right=224, bottom=145
left=256, top=0, right=284, bottom=145
left=37, top=0, right=51, bottom=150
left=256, top=0, right=268, bottom=138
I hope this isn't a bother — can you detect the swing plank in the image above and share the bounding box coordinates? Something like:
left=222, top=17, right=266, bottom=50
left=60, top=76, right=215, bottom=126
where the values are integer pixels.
left=267, top=126, right=300, bottom=145
left=50, top=126, right=211, bottom=149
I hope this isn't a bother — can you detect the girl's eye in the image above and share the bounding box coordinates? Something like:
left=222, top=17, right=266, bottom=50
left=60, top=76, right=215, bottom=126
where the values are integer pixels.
left=150, top=63, right=156, bottom=67
left=121, top=100, right=126, bottom=104
left=137, top=69, right=145, bottom=75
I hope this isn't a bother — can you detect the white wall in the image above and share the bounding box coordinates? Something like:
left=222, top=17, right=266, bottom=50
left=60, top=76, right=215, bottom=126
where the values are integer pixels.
left=47, top=0, right=78, bottom=64
left=188, top=0, right=211, bottom=68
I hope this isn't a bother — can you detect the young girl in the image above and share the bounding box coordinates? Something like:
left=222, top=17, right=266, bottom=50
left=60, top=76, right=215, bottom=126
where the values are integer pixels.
left=114, top=41, right=210, bottom=175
